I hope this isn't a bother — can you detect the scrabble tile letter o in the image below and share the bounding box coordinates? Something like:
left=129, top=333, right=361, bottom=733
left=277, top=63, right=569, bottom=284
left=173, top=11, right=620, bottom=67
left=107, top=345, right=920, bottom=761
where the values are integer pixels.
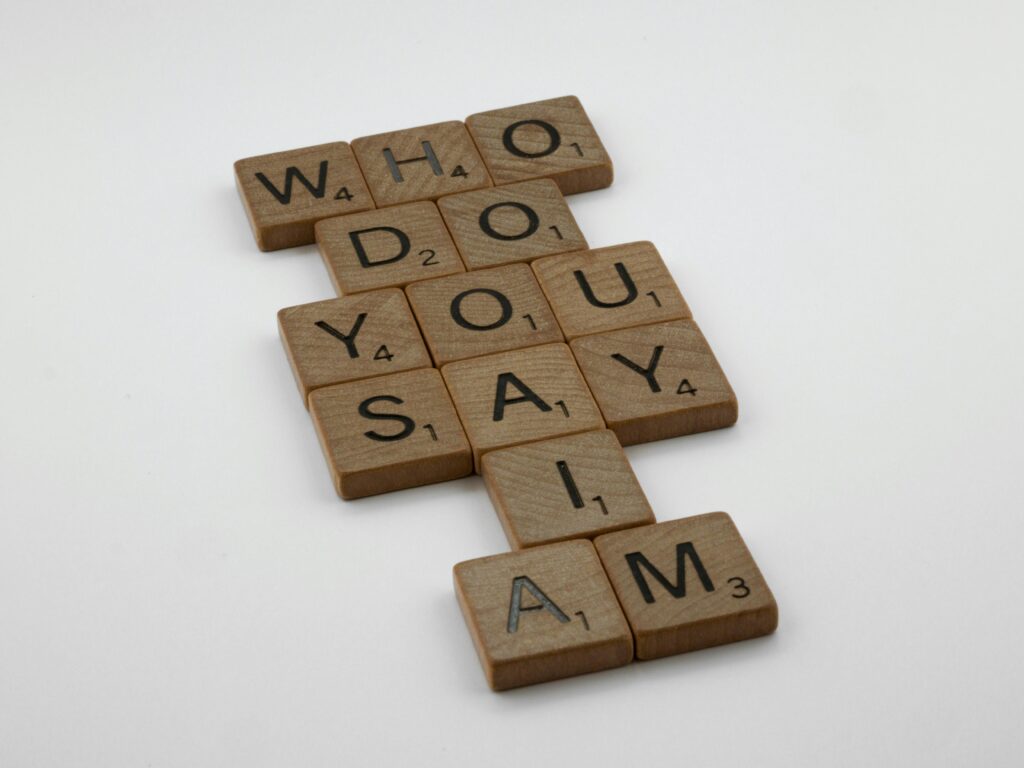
left=466, top=96, right=614, bottom=195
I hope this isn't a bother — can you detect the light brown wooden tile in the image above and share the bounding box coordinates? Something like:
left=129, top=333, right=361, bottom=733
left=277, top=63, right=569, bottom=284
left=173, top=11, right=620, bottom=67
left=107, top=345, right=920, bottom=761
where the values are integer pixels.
left=405, top=264, right=562, bottom=366
left=482, top=430, right=655, bottom=550
left=351, top=121, right=491, bottom=208
left=570, top=320, right=737, bottom=446
left=234, top=141, right=374, bottom=251
left=532, top=241, right=691, bottom=340
left=309, top=368, right=471, bottom=499
left=278, top=288, right=432, bottom=407
left=594, top=513, right=777, bottom=660
left=465, top=95, right=613, bottom=195
left=316, top=202, right=465, bottom=295
left=454, top=539, right=633, bottom=690
left=441, top=343, right=604, bottom=471
left=437, top=179, right=587, bottom=270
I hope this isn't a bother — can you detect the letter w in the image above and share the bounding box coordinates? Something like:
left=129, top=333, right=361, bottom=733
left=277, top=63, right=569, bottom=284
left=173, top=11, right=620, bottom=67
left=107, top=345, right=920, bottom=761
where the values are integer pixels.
left=256, top=161, right=329, bottom=204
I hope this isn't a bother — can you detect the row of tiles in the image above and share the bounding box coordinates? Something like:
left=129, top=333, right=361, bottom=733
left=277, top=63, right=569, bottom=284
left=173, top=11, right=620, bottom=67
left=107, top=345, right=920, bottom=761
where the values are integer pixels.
left=316, top=178, right=589, bottom=294
left=235, top=96, right=613, bottom=251
left=455, top=512, right=778, bottom=690
left=307, top=333, right=735, bottom=500
left=281, top=240, right=699, bottom=401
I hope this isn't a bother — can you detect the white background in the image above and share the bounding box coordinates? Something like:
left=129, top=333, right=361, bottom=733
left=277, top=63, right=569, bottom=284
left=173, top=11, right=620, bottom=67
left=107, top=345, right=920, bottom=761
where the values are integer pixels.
left=2, top=1, right=1022, bottom=765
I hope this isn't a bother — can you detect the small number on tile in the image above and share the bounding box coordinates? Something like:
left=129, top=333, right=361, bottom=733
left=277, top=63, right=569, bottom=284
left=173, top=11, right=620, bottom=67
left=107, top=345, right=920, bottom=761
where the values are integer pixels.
left=676, top=379, right=697, bottom=396
left=728, top=577, right=750, bottom=598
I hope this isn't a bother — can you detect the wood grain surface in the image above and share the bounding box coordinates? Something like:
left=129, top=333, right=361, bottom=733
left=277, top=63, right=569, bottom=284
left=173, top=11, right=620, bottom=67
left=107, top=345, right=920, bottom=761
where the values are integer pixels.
left=437, top=179, right=587, bottom=270
left=481, top=430, right=655, bottom=549
left=532, top=241, right=691, bottom=340
left=570, top=320, right=738, bottom=445
left=278, top=289, right=431, bottom=406
left=308, top=368, right=472, bottom=499
left=454, top=539, right=633, bottom=690
left=594, top=513, right=777, bottom=660
left=441, top=343, right=604, bottom=471
left=405, top=263, right=563, bottom=366
left=234, top=141, right=373, bottom=251
left=352, top=121, right=491, bottom=208
left=316, top=201, right=464, bottom=295
left=465, top=96, right=613, bottom=195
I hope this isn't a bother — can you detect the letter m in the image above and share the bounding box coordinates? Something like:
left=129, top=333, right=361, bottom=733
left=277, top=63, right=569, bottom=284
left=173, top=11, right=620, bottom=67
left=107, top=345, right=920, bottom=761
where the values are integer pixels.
left=625, top=542, right=715, bottom=604
left=255, top=160, right=329, bottom=204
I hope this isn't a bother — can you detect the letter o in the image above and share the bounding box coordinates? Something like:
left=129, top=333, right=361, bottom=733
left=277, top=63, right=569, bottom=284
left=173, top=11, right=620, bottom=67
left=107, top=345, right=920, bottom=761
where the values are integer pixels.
left=478, top=202, right=540, bottom=242
left=450, top=288, right=513, bottom=331
left=501, top=119, right=561, bottom=159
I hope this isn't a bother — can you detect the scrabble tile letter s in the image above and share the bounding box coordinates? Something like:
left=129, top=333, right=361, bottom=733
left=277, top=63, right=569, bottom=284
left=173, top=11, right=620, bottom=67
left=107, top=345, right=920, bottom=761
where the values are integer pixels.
left=235, top=141, right=374, bottom=251
left=309, top=369, right=472, bottom=499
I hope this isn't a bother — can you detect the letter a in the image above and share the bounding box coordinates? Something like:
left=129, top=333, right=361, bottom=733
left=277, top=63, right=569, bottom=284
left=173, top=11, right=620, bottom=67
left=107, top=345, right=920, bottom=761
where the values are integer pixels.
left=507, top=575, right=570, bottom=633
left=492, top=372, right=552, bottom=422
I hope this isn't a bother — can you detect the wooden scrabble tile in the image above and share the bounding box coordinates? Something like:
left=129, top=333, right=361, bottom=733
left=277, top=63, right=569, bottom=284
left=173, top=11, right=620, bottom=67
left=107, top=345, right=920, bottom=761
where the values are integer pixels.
left=437, top=179, right=587, bottom=270
left=570, top=320, right=738, bottom=446
left=405, top=264, right=563, bottom=366
left=351, top=121, right=491, bottom=208
left=465, top=96, right=613, bottom=195
left=532, top=241, right=691, bottom=340
left=454, top=539, right=633, bottom=690
left=441, top=343, right=604, bottom=471
left=316, top=202, right=465, bottom=295
left=594, top=513, right=777, bottom=660
left=234, top=141, right=374, bottom=251
left=278, top=288, right=432, bottom=406
left=481, top=430, right=655, bottom=549
left=309, top=368, right=472, bottom=499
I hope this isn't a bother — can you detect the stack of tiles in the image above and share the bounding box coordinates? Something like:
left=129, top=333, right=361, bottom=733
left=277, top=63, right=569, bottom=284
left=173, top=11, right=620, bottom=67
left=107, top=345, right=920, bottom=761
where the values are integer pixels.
left=236, top=96, right=778, bottom=691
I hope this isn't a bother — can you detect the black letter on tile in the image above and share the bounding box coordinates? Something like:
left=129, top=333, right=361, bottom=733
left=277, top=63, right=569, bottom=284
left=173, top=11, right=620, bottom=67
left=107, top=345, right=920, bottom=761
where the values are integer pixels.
left=450, top=288, right=513, bottom=331
left=611, top=345, right=664, bottom=393
left=556, top=460, right=585, bottom=509
left=502, top=120, right=561, bottom=159
left=573, top=262, right=638, bottom=308
left=256, top=161, right=329, bottom=204
left=507, top=575, right=570, bottom=632
left=625, top=542, right=715, bottom=604
left=349, top=227, right=411, bottom=267
left=383, top=142, right=443, bottom=182
left=315, top=313, right=368, bottom=359
left=358, top=395, right=416, bottom=442
left=478, top=202, right=540, bottom=241
left=493, top=373, right=552, bottom=422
